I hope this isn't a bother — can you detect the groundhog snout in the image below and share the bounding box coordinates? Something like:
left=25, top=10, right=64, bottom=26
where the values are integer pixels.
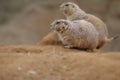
left=56, top=28, right=61, bottom=32
left=50, top=24, right=54, bottom=30
left=60, top=6, right=67, bottom=12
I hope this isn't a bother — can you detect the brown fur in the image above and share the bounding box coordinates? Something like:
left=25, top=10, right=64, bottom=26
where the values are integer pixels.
left=37, top=31, right=62, bottom=45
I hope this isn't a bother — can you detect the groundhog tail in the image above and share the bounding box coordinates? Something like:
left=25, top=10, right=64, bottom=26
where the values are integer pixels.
left=113, top=35, right=119, bottom=40
left=106, top=35, right=119, bottom=43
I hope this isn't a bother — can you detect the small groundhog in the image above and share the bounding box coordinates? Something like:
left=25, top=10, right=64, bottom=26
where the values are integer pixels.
left=51, top=19, right=99, bottom=52
left=38, top=31, right=62, bottom=45
left=60, top=2, right=118, bottom=49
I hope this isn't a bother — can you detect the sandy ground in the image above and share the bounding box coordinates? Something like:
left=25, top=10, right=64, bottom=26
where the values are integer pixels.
left=0, top=44, right=120, bottom=80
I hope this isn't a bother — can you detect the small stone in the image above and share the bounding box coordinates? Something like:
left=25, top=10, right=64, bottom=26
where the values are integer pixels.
left=28, top=70, right=37, bottom=75
left=17, top=67, right=22, bottom=71
left=27, top=52, right=31, bottom=56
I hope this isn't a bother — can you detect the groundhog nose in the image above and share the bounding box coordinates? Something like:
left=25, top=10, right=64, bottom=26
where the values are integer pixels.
left=60, top=5, right=64, bottom=10
left=50, top=24, right=52, bottom=26
left=50, top=24, right=54, bottom=30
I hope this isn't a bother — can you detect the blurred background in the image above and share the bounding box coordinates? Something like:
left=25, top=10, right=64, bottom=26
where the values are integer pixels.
left=0, top=0, right=119, bottom=51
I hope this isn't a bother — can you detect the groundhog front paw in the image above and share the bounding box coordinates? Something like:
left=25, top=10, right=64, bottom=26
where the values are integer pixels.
left=86, top=48, right=96, bottom=52
left=63, top=45, right=73, bottom=49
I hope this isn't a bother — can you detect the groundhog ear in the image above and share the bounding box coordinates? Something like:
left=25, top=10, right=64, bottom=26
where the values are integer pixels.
left=64, top=22, right=68, bottom=25
left=50, top=22, right=54, bottom=27
left=72, top=5, right=75, bottom=8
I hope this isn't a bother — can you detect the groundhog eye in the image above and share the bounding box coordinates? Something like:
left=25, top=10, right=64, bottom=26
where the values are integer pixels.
left=65, top=4, right=69, bottom=6
left=56, top=22, right=60, bottom=24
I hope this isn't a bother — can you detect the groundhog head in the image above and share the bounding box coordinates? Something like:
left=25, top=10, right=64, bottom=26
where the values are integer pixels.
left=60, top=2, right=80, bottom=16
left=50, top=19, right=70, bottom=33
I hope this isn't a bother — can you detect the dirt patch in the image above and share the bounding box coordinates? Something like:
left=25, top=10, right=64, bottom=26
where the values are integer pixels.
left=0, top=44, right=120, bottom=80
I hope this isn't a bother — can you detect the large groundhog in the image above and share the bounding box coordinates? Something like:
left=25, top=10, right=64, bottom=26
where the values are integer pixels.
left=60, top=2, right=118, bottom=49
left=51, top=19, right=99, bottom=52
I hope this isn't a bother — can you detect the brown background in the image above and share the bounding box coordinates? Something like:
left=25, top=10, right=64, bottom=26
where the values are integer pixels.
left=0, top=0, right=120, bottom=51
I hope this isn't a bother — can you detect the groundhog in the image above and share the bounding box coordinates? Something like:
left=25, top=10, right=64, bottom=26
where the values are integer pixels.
left=37, top=31, right=62, bottom=45
left=51, top=19, right=99, bottom=52
left=60, top=2, right=118, bottom=49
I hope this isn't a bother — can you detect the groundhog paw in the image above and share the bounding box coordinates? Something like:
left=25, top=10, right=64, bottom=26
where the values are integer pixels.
left=64, top=45, right=73, bottom=49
